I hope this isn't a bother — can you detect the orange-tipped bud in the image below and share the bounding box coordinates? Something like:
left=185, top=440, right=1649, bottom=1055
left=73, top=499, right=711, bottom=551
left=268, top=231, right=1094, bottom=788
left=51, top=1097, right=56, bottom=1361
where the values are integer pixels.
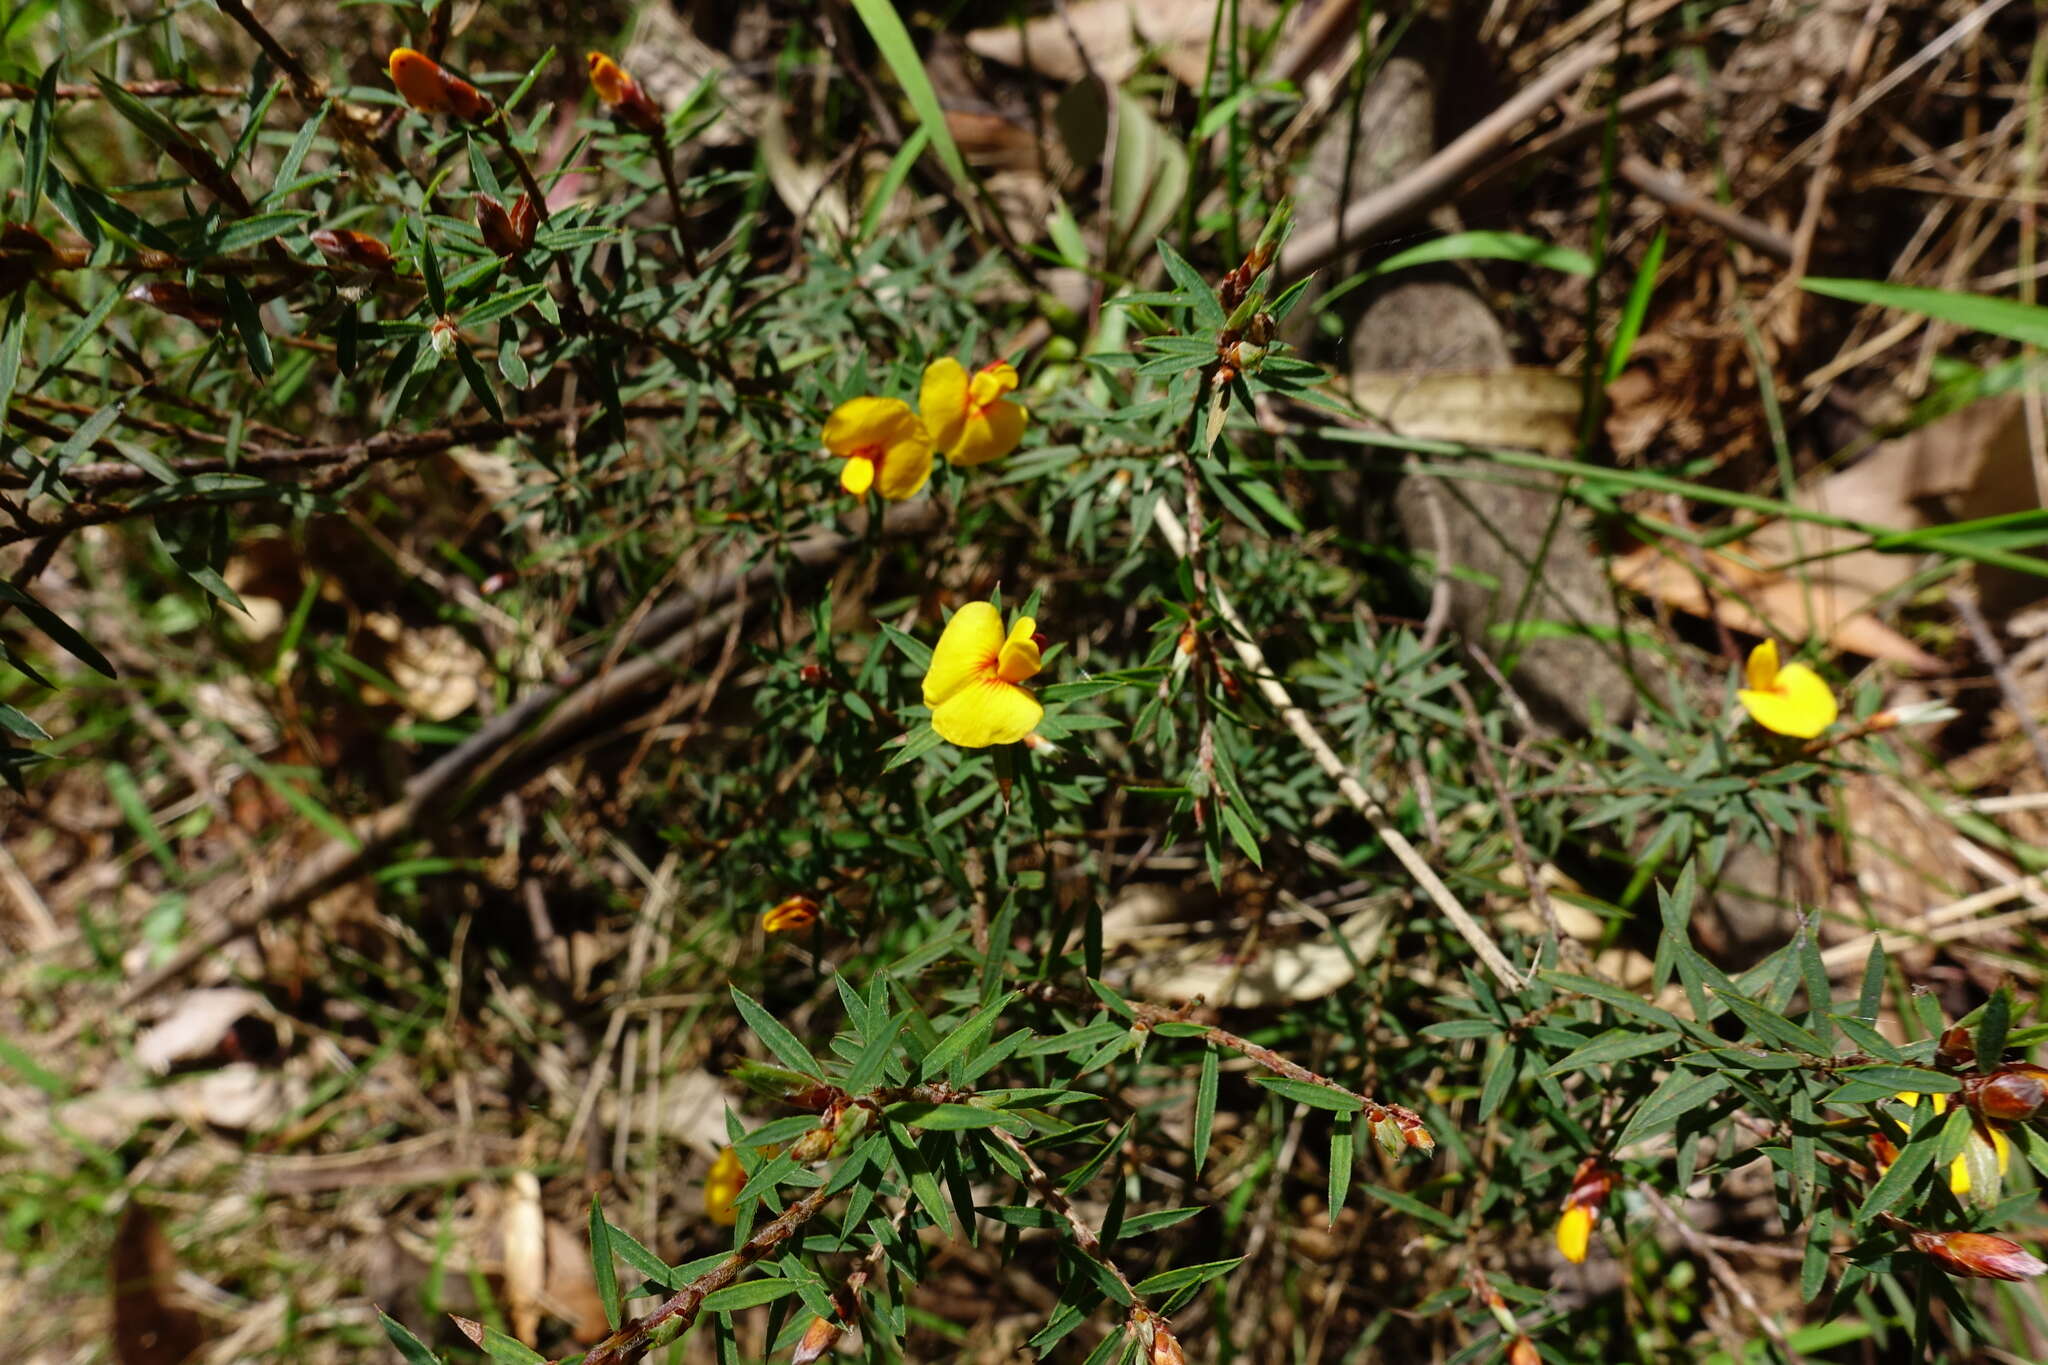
left=389, top=48, right=489, bottom=121
left=1966, top=1064, right=2048, bottom=1122
left=127, top=281, right=223, bottom=329
left=791, top=1315, right=844, bottom=1365
left=762, top=896, right=820, bottom=934
left=1393, top=1106, right=1435, bottom=1155
left=1508, top=1336, right=1541, bottom=1365
left=1911, top=1230, right=2048, bottom=1281
left=1147, top=1321, right=1186, bottom=1365
left=309, top=228, right=393, bottom=273
left=475, top=194, right=537, bottom=257
left=586, top=51, right=662, bottom=132
left=1937, top=1023, right=1975, bottom=1067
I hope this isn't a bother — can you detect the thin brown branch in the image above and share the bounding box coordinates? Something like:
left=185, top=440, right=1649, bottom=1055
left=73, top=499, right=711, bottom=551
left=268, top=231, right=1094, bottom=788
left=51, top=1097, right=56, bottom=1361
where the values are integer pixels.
left=578, top=1181, right=840, bottom=1365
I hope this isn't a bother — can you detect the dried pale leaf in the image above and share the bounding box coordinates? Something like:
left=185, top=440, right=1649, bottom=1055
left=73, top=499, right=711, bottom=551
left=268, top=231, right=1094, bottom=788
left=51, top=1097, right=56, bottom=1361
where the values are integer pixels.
left=502, top=1172, right=547, bottom=1344
left=135, top=989, right=268, bottom=1074
left=1124, top=904, right=1392, bottom=1007
left=758, top=105, right=850, bottom=239
left=599, top=1066, right=734, bottom=1157
left=112, top=1203, right=205, bottom=1365
left=966, top=1, right=1273, bottom=87
left=545, top=1218, right=611, bottom=1343
left=1348, top=369, right=1583, bottom=456
left=1612, top=544, right=1943, bottom=671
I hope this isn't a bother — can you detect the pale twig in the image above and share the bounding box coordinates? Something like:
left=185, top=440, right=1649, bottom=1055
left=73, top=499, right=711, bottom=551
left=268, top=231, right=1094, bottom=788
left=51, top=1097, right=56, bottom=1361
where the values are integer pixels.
left=1951, top=587, right=2048, bottom=783
left=1819, top=872, right=2048, bottom=971
left=1148, top=499, right=1524, bottom=990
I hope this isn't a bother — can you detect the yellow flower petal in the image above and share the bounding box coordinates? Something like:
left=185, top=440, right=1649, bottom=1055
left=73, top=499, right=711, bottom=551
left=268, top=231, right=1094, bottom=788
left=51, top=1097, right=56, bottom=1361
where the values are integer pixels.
left=839, top=454, right=875, bottom=495
left=968, top=361, right=1019, bottom=408
left=705, top=1146, right=745, bottom=1226
left=919, top=358, right=969, bottom=454
left=1745, top=639, right=1781, bottom=692
left=823, top=396, right=912, bottom=455
left=1738, top=660, right=1838, bottom=738
left=823, top=397, right=930, bottom=500
left=873, top=429, right=934, bottom=500
left=932, top=677, right=1045, bottom=748
left=1555, top=1204, right=1593, bottom=1264
left=923, top=602, right=1004, bottom=709
left=996, top=616, right=1042, bottom=683
left=949, top=398, right=1028, bottom=467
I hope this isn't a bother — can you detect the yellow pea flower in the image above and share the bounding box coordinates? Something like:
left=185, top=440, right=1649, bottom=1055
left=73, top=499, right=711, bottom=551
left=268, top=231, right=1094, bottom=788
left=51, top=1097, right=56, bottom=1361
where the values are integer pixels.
left=704, top=1146, right=745, bottom=1225
left=822, top=397, right=933, bottom=500
left=1554, top=1203, right=1593, bottom=1263
left=920, top=358, right=1028, bottom=467
left=1735, top=639, right=1837, bottom=739
left=922, top=600, right=1046, bottom=748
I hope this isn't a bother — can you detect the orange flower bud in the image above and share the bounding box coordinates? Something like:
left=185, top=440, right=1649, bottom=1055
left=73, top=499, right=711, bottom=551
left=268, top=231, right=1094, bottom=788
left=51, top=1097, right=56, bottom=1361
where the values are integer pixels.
left=474, top=194, right=536, bottom=258
left=1911, top=1229, right=2048, bottom=1281
left=309, top=228, right=394, bottom=273
left=388, top=47, right=489, bottom=121
left=1937, top=1023, right=1974, bottom=1067
left=791, top=1315, right=844, bottom=1365
left=1966, top=1065, right=2048, bottom=1122
left=762, top=895, right=820, bottom=934
left=1148, top=1321, right=1186, bottom=1365
left=586, top=51, right=662, bottom=132
left=799, top=663, right=827, bottom=686
left=1508, top=1336, right=1541, bottom=1365
left=1392, top=1106, right=1435, bottom=1155
left=127, top=281, right=223, bottom=329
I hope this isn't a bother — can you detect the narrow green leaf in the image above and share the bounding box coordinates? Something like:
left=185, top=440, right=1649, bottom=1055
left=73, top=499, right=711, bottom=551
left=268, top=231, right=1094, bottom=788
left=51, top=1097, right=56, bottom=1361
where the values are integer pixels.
left=1977, top=986, right=2012, bottom=1071
left=1254, top=1076, right=1364, bottom=1115
left=0, top=580, right=116, bottom=677
left=25, top=61, right=59, bottom=221
left=1193, top=1043, right=1217, bottom=1174
left=379, top=1310, right=442, bottom=1364
left=589, top=1196, right=622, bottom=1330
left=730, top=986, right=823, bottom=1077
left=1804, top=277, right=2048, bottom=349
left=1613, top=1069, right=1727, bottom=1150
left=858, top=125, right=930, bottom=244
left=1129, top=1257, right=1243, bottom=1298
left=702, top=1277, right=799, bottom=1312
left=1603, top=226, right=1665, bottom=386
left=845, top=0, right=976, bottom=207
left=1327, top=1122, right=1353, bottom=1226
left=920, top=989, right=1016, bottom=1081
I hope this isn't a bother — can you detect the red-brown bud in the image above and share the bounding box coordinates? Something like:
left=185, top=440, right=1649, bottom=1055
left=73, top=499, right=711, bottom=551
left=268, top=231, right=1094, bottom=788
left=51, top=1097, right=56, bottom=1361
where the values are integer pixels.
left=799, top=663, right=827, bottom=686
left=1937, top=1023, right=1975, bottom=1067
left=475, top=194, right=537, bottom=258
left=309, top=228, right=393, bottom=273
left=1912, top=1229, right=2048, bottom=1281
left=1507, top=1337, right=1541, bottom=1365
left=1147, top=1321, right=1186, bottom=1365
left=1965, top=1064, right=2048, bottom=1122
left=127, top=281, right=223, bottom=329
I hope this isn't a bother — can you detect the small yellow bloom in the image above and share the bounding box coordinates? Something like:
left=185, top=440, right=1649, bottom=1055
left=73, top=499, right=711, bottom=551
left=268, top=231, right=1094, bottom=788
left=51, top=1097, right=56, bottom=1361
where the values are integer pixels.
left=761, top=895, right=819, bottom=934
left=823, top=397, right=933, bottom=500
left=920, top=358, right=1028, bottom=467
left=1888, top=1092, right=2010, bottom=1198
left=1735, top=639, right=1837, bottom=739
left=704, top=1146, right=745, bottom=1225
left=1555, top=1203, right=1593, bottom=1264
left=586, top=51, right=661, bottom=131
left=922, top=600, right=1046, bottom=748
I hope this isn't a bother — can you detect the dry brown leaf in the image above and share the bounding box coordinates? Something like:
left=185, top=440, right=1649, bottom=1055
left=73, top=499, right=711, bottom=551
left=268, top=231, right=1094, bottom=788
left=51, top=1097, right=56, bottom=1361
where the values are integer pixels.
left=1121, top=904, right=1392, bottom=1007
left=1348, top=369, right=1584, bottom=456
left=111, top=1203, right=204, bottom=1365
left=1612, top=395, right=2037, bottom=670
